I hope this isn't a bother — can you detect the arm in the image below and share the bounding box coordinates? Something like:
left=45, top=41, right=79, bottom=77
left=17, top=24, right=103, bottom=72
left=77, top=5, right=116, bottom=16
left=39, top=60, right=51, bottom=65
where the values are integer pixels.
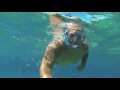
left=49, top=14, right=66, bottom=25
left=76, top=52, right=89, bottom=71
left=40, top=41, right=59, bottom=78
left=49, top=13, right=82, bottom=25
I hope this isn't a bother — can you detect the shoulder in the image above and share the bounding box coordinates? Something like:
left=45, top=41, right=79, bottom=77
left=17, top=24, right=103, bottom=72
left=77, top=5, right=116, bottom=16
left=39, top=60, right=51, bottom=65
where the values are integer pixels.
left=47, top=39, right=64, bottom=51
left=43, top=39, right=64, bottom=60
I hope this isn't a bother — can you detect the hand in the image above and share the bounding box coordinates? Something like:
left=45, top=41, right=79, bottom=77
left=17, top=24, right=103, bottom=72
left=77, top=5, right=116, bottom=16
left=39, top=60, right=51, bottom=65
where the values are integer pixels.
left=42, top=75, right=53, bottom=78
left=76, top=65, right=85, bottom=72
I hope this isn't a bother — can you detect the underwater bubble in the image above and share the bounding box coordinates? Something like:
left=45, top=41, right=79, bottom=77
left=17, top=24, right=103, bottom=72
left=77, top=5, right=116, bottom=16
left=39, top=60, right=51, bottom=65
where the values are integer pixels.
left=42, top=16, right=47, bottom=19
left=12, top=36, right=16, bottom=38
left=27, top=63, right=30, bottom=67
left=36, top=63, right=39, bottom=66
left=89, top=42, right=98, bottom=48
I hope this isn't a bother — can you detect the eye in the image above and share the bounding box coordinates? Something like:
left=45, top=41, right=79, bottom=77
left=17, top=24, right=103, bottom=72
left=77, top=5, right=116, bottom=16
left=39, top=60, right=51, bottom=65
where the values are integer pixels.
left=69, top=33, right=74, bottom=37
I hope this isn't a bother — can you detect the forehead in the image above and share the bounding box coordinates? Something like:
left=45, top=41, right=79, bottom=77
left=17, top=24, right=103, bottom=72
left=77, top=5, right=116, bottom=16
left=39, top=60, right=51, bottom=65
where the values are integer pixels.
left=66, top=23, right=83, bottom=31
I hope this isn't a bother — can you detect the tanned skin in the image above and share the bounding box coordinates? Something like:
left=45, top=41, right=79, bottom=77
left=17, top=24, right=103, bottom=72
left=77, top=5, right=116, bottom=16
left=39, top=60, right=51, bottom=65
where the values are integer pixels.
left=40, top=14, right=89, bottom=78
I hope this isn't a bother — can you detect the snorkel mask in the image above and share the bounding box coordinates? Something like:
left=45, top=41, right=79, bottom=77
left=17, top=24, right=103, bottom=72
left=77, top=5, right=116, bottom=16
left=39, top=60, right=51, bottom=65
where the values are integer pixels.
left=62, top=23, right=86, bottom=49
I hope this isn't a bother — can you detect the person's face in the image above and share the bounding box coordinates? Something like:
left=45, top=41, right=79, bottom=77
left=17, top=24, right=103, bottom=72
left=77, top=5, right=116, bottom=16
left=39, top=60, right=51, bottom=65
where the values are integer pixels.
left=66, top=29, right=85, bottom=45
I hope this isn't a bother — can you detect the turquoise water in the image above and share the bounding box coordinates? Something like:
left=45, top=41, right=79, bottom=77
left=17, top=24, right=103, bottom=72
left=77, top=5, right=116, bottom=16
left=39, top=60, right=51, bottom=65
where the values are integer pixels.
left=0, top=12, right=120, bottom=78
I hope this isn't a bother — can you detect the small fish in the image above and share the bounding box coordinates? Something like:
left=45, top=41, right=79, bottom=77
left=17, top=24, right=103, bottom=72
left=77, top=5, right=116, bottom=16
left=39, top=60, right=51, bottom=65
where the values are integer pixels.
left=66, top=14, right=72, bottom=17
left=21, top=70, right=25, bottom=74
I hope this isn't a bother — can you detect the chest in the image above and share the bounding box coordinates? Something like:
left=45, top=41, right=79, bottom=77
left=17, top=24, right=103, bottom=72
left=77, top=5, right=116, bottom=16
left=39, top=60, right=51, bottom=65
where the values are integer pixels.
left=55, top=45, right=87, bottom=66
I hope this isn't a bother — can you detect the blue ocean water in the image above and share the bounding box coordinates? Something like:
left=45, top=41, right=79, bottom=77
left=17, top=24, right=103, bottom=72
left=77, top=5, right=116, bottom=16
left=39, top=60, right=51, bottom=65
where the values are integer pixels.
left=0, top=12, right=120, bottom=78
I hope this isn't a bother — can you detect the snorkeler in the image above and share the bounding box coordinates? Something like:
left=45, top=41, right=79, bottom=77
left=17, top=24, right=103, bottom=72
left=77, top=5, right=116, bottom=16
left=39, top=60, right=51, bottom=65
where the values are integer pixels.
left=40, top=14, right=89, bottom=78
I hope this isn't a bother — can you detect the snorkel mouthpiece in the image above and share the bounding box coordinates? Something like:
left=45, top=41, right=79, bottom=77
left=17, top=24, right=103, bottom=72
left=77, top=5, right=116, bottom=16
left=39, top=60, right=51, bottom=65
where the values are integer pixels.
left=71, top=44, right=79, bottom=48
